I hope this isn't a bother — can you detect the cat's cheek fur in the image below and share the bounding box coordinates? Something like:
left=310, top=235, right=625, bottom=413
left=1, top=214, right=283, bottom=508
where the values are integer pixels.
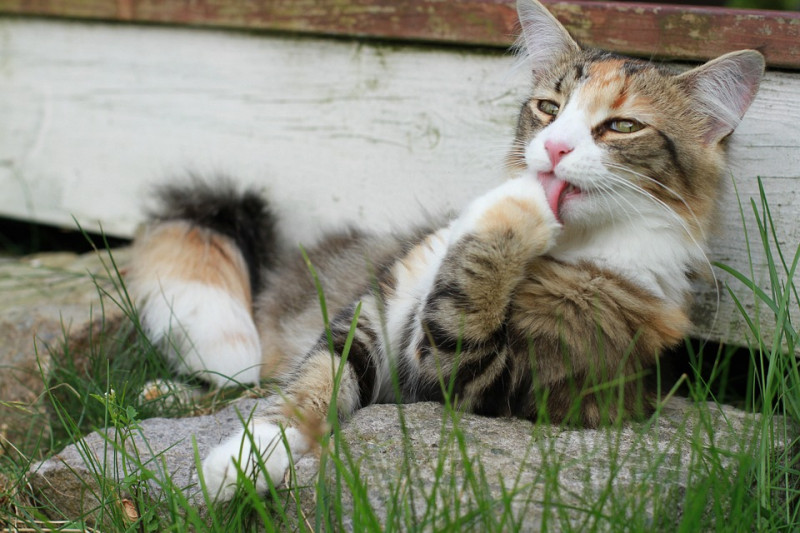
left=133, top=280, right=262, bottom=387
left=202, top=422, right=310, bottom=502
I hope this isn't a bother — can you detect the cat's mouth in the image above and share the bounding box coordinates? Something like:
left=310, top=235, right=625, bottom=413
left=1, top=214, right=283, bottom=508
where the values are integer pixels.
left=537, top=172, right=582, bottom=222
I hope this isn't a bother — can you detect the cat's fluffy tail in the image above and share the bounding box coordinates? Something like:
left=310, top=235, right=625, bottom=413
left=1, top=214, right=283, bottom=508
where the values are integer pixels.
left=127, top=177, right=278, bottom=387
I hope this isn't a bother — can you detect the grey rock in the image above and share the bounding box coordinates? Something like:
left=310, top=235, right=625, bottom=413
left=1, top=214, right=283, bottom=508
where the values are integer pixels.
left=28, top=396, right=792, bottom=531
left=29, top=398, right=269, bottom=526
left=0, top=249, right=130, bottom=449
left=302, top=399, right=774, bottom=531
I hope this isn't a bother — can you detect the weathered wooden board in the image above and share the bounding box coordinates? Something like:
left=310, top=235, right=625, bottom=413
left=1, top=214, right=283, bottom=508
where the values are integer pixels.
left=1, top=0, right=799, bottom=69
left=0, top=18, right=798, bottom=348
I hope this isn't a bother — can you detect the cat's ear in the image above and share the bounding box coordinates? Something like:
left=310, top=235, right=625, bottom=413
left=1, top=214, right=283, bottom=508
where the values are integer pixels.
left=516, top=0, right=580, bottom=77
left=678, top=50, right=764, bottom=145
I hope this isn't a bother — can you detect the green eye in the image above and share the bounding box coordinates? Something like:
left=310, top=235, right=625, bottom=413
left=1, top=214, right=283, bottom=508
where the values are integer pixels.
left=537, top=100, right=560, bottom=116
left=607, top=119, right=645, bottom=133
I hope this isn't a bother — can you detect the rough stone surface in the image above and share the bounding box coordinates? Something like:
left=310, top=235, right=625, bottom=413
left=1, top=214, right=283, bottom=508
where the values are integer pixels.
left=28, top=399, right=269, bottom=525
left=28, top=397, right=792, bottom=530
left=0, top=249, right=130, bottom=448
left=295, top=399, right=778, bottom=531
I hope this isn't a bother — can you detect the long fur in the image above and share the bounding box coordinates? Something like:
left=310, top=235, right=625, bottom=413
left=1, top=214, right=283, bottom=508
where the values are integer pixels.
left=126, top=0, right=764, bottom=501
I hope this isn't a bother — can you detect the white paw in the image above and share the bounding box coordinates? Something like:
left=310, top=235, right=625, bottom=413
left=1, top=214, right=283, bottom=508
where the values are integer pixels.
left=201, top=422, right=310, bottom=502
left=450, top=176, right=560, bottom=245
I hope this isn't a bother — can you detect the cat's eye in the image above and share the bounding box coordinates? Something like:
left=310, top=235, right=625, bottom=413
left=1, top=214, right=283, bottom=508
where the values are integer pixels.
left=537, top=100, right=560, bottom=116
left=607, top=119, right=645, bottom=134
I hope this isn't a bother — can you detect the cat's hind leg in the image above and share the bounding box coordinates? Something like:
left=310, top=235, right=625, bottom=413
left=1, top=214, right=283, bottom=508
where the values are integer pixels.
left=202, top=299, right=385, bottom=500
left=127, top=181, right=277, bottom=387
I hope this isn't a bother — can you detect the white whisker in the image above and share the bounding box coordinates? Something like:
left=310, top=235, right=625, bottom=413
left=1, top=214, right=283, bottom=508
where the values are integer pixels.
left=586, top=163, right=721, bottom=337
left=605, top=162, right=708, bottom=242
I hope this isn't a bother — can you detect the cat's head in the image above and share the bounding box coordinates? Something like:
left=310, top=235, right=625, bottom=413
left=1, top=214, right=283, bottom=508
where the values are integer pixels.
left=509, top=0, right=764, bottom=239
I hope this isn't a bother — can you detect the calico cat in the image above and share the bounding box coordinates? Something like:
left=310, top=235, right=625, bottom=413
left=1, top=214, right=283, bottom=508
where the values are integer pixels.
left=127, top=0, right=764, bottom=501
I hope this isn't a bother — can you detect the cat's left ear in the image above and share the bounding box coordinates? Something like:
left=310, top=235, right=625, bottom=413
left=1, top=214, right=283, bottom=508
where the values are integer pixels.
left=678, top=50, right=765, bottom=145
left=516, top=0, right=581, bottom=79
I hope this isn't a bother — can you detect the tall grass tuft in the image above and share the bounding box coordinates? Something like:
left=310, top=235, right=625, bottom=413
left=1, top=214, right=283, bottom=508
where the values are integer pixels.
left=717, top=177, right=800, bottom=528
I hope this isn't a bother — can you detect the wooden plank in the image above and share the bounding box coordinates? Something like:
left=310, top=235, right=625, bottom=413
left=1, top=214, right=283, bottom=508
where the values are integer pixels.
left=0, top=18, right=798, bottom=349
left=548, top=2, right=800, bottom=70
left=0, top=0, right=798, bottom=69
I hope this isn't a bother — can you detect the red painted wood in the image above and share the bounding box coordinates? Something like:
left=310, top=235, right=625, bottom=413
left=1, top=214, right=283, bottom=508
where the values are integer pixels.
left=0, top=0, right=797, bottom=68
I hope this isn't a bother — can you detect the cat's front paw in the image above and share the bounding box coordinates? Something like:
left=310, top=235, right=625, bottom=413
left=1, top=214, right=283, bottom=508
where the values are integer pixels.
left=202, top=422, right=310, bottom=502
left=452, top=176, right=561, bottom=254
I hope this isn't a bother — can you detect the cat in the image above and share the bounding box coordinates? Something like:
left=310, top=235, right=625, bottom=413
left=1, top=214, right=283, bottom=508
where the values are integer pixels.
left=126, top=0, right=764, bottom=502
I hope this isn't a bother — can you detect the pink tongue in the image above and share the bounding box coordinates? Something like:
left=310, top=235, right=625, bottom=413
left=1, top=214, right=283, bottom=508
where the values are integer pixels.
left=538, top=172, right=569, bottom=222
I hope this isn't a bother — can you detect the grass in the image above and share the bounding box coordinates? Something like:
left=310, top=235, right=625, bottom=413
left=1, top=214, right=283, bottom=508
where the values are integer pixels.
left=0, top=182, right=798, bottom=532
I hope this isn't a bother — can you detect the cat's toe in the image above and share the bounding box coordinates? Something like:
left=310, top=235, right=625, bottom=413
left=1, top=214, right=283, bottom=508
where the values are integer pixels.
left=201, top=422, right=310, bottom=502
left=202, top=433, right=250, bottom=502
left=452, top=176, right=560, bottom=254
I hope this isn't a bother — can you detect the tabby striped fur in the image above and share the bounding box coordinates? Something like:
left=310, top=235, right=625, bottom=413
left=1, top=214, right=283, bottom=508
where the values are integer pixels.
left=127, top=0, right=764, bottom=501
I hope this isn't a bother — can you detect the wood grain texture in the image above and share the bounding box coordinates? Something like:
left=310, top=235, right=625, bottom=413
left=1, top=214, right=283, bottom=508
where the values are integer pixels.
left=0, top=0, right=798, bottom=69
left=0, top=18, right=798, bottom=349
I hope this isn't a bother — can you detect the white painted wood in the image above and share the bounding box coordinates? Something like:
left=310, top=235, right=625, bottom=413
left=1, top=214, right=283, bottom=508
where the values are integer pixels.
left=1, top=18, right=798, bottom=349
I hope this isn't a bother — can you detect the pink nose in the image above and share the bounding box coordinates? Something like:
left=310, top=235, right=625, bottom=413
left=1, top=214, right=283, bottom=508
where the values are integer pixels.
left=544, top=140, right=573, bottom=168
